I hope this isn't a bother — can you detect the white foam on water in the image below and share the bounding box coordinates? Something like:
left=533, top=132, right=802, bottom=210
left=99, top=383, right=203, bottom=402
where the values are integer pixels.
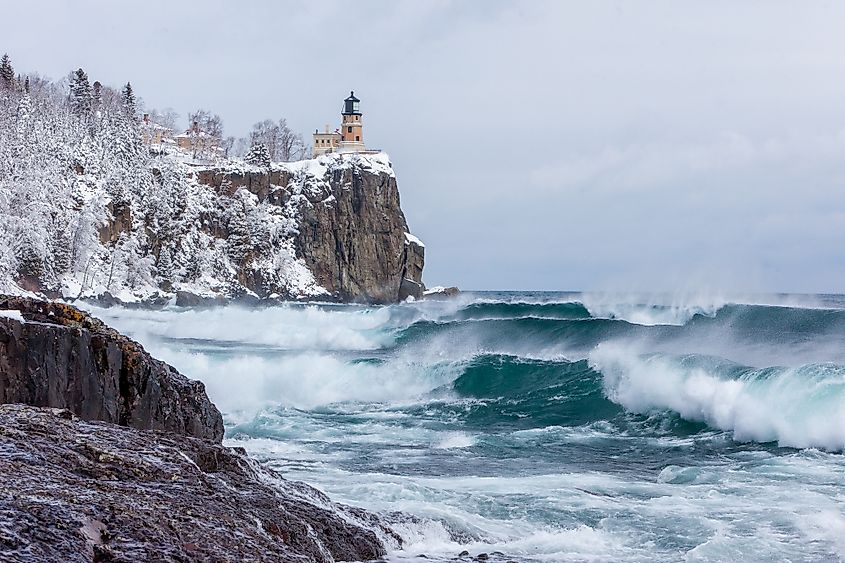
left=433, top=432, right=476, bottom=449
left=579, top=292, right=729, bottom=326
left=591, top=342, right=845, bottom=450
left=152, top=346, right=462, bottom=416
left=256, top=454, right=845, bottom=562
left=83, top=303, right=396, bottom=351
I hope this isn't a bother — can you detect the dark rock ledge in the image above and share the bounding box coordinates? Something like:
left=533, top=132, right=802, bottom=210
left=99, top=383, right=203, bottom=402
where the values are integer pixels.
left=0, top=297, right=397, bottom=562
left=0, top=295, right=223, bottom=441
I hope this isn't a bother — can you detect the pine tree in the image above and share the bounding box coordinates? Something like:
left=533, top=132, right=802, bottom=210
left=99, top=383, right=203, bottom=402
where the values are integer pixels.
left=156, top=246, right=173, bottom=281
left=69, top=68, right=93, bottom=116
left=11, top=93, right=33, bottom=161
left=16, top=93, right=32, bottom=122
left=0, top=54, right=13, bottom=90
left=227, top=202, right=252, bottom=265
left=121, top=82, right=136, bottom=117
left=92, top=81, right=102, bottom=110
left=244, top=142, right=270, bottom=167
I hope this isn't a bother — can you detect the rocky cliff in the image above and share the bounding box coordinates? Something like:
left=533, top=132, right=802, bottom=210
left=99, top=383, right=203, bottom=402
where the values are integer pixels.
left=2, top=150, right=425, bottom=305
left=0, top=297, right=396, bottom=561
left=195, top=153, right=425, bottom=303
left=0, top=295, right=223, bottom=440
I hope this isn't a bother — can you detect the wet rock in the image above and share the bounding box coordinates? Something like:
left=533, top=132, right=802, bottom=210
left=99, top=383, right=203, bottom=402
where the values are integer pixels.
left=423, top=286, right=460, bottom=300
left=174, top=290, right=204, bottom=307
left=399, top=277, right=424, bottom=301
left=0, top=296, right=223, bottom=441
left=0, top=404, right=394, bottom=562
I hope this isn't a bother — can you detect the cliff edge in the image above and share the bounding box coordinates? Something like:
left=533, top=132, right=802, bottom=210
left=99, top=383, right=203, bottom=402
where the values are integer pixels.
left=195, top=153, right=425, bottom=303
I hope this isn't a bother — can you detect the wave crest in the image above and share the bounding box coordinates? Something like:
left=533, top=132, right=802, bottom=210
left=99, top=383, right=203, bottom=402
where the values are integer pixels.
left=591, top=343, right=845, bottom=451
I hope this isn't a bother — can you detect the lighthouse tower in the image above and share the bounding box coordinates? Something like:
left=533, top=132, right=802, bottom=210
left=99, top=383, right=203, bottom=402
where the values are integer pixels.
left=338, top=91, right=365, bottom=153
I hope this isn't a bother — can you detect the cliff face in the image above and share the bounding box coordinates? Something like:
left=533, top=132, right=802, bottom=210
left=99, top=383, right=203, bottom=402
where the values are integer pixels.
left=196, top=153, right=425, bottom=303
left=1, top=151, right=424, bottom=305
left=0, top=296, right=223, bottom=441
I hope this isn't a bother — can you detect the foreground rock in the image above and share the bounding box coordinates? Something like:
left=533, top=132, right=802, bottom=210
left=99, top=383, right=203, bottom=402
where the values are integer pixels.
left=0, top=296, right=223, bottom=441
left=0, top=404, right=394, bottom=562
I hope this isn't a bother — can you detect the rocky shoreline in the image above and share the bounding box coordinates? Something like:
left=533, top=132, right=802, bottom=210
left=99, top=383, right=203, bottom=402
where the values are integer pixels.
left=0, top=297, right=398, bottom=561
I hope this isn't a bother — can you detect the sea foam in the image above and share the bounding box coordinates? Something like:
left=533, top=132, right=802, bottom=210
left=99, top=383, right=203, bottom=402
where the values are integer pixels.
left=591, top=343, right=845, bottom=450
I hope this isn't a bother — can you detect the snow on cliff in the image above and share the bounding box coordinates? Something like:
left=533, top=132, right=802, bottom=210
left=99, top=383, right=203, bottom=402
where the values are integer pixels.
left=0, top=126, right=403, bottom=302
left=0, top=78, right=422, bottom=304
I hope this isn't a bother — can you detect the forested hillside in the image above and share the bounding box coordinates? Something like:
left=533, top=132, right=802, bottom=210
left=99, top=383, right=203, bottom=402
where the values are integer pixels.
left=0, top=56, right=424, bottom=303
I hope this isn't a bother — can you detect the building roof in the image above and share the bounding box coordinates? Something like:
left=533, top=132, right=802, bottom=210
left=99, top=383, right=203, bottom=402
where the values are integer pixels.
left=344, top=91, right=359, bottom=102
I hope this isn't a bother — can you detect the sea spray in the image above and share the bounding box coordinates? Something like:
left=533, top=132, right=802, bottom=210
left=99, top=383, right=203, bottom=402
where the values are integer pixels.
left=591, top=343, right=845, bottom=450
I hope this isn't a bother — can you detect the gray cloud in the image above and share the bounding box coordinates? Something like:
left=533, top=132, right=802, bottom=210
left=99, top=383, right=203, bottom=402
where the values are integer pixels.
left=5, top=1, right=845, bottom=292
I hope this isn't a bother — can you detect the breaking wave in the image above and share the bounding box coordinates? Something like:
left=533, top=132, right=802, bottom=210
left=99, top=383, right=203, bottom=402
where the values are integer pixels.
left=88, top=292, right=845, bottom=450
left=592, top=344, right=845, bottom=451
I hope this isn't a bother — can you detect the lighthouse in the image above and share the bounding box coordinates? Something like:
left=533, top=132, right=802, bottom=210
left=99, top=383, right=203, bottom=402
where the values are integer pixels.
left=338, top=91, right=365, bottom=153
left=311, top=91, right=369, bottom=157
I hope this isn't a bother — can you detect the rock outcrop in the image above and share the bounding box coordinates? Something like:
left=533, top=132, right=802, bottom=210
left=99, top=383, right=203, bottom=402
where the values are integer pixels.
left=0, top=404, right=393, bottom=562
left=195, top=153, right=425, bottom=304
left=0, top=296, right=223, bottom=441
left=0, top=297, right=396, bottom=560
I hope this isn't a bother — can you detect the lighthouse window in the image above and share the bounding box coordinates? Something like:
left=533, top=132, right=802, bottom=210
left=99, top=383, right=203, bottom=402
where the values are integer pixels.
left=355, top=136, right=360, bottom=141
left=347, top=126, right=352, bottom=133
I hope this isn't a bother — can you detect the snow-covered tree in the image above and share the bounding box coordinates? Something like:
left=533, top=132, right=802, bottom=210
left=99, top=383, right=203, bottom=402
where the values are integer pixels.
left=70, top=68, right=93, bottom=116
left=121, top=82, right=136, bottom=117
left=0, top=54, right=14, bottom=90
left=244, top=142, right=271, bottom=167
left=247, top=118, right=306, bottom=162
left=92, top=80, right=102, bottom=111
left=147, top=107, right=179, bottom=131
left=0, top=60, right=322, bottom=302
left=184, top=108, right=224, bottom=161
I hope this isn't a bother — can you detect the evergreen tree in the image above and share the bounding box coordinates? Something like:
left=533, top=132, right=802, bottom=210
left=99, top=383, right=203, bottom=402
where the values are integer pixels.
left=16, top=93, right=32, bottom=123
left=244, top=142, right=270, bottom=167
left=226, top=197, right=253, bottom=265
left=92, top=81, right=102, bottom=110
left=23, top=76, right=29, bottom=93
left=69, top=68, right=93, bottom=116
left=51, top=228, right=72, bottom=278
left=0, top=54, right=13, bottom=90
left=121, top=82, right=136, bottom=117
left=156, top=246, right=173, bottom=281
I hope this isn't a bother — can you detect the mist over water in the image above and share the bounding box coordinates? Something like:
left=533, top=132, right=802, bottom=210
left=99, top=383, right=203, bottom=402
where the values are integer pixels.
left=86, top=292, right=845, bottom=562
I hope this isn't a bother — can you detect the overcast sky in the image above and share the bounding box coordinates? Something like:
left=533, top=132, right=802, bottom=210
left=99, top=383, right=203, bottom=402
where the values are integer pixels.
left=6, top=1, right=845, bottom=293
